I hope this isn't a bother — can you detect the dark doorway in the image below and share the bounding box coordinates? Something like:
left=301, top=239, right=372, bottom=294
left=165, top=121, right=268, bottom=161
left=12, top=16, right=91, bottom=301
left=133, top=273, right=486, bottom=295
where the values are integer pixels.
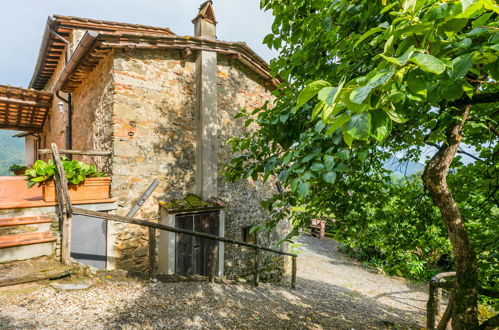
left=175, top=211, right=219, bottom=276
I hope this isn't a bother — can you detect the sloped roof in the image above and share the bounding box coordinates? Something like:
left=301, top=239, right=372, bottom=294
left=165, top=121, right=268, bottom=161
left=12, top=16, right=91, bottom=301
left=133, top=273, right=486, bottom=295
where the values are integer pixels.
left=54, top=31, right=279, bottom=93
left=30, top=15, right=279, bottom=92
left=29, top=15, right=176, bottom=90
left=0, top=85, right=53, bottom=132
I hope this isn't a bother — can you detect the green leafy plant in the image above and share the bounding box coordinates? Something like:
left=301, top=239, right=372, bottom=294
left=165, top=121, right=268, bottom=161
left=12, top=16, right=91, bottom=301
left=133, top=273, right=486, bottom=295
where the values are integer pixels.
left=8, top=164, right=27, bottom=174
left=223, top=0, right=498, bottom=327
left=25, top=158, right=105, bottom=188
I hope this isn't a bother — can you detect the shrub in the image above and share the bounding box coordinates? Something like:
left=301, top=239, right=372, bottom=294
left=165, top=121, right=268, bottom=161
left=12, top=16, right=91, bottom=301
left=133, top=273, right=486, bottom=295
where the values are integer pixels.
left=25, top=158, right=105, bottom=188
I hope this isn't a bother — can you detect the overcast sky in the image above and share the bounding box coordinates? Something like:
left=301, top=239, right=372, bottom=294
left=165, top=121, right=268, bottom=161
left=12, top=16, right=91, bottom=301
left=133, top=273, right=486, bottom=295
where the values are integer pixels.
left=0, top=0, right=277, bottom=88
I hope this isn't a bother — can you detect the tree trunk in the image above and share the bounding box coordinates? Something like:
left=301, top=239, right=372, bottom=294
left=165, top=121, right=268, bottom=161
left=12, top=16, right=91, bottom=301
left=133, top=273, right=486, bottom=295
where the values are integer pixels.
left=422, top=104, right=479, bottom=330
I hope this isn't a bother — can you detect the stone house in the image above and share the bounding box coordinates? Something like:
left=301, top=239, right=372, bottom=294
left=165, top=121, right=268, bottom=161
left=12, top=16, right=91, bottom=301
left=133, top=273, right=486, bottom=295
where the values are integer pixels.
left=0, top=2, right=288, bottom=281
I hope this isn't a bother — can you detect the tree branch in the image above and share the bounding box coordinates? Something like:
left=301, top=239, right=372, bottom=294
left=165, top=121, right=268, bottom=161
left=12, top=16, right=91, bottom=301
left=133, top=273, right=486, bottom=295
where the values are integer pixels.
left=424, top=142, right=490, bottom=165
left=449, top=92, right=499, bottom=107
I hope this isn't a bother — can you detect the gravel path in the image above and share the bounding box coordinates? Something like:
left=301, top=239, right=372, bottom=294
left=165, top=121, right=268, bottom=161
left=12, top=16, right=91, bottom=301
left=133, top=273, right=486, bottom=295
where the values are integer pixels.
left=0, top=234, right=428, bottom=329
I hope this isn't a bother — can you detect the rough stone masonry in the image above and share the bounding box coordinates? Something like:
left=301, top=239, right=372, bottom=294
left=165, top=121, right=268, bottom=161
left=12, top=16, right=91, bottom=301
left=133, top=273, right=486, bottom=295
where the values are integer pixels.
left=35, top=2, right=290, bottom=281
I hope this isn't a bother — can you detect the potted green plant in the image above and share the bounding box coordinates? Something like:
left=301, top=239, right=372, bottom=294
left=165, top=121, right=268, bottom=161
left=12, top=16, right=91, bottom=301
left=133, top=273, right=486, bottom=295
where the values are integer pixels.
left=9, top=164, right=28, bottom=176
left=25, top=158, right=111, bottom=202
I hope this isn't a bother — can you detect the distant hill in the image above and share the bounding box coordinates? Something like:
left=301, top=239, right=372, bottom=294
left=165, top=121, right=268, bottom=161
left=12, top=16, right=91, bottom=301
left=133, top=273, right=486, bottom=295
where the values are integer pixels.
left=384, top=156, right=425, bottom=177
left=0, top=130, right=24, bottom=176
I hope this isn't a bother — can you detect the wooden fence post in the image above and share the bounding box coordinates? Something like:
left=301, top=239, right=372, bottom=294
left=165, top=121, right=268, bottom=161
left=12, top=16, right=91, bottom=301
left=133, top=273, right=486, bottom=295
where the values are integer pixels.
left=291, top=256, right=297, bottom=289
left=254, top=247, right=260, bottom=287
left=149, top=227, right=157, bottom=279
left=51, top=143, right=73, bottom=265
left=209, top=244, right=218, bottom=283
left=427, top=282, right=438, bottom=330
left=436, top=293, right=454, bottom=330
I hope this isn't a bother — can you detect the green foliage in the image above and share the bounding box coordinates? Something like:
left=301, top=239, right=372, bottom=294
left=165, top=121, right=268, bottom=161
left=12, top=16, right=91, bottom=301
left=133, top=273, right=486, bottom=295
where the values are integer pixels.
left=0, top=131, right=23, bottom=176
left=25, top=158, right=105, bottom=188
left=223, top=0, right=498, bottom=313
left=8, top=164, right=27, bottom=173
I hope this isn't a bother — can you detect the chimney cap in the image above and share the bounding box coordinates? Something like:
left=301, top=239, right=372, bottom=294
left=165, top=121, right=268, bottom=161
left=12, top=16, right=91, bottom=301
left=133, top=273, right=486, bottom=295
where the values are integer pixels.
left=192, top=1, right=217, bottom=25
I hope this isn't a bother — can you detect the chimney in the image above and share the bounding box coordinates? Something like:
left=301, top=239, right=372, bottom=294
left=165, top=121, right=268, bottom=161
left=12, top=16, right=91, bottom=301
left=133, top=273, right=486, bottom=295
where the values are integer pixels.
left=194, top=1, right=218, bottom=200
left=192, top=1, right=217, bottom=39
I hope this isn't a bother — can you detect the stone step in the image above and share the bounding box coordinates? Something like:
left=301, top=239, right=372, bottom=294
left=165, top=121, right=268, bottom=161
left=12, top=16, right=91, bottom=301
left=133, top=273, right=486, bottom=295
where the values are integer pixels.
left=0, top=257, right=74, bottom=287
left=0, top=215, right=53, bottom=236
left=0, top=232, right=56, bottom=249
left=0, top=215, right=52, bottom=227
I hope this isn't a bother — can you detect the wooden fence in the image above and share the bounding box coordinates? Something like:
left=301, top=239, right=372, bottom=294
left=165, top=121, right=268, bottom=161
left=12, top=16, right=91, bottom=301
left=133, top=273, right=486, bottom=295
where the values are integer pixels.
left=43, top=144, right=298, bottom=288
left=426, top=272, right=499, bottom=329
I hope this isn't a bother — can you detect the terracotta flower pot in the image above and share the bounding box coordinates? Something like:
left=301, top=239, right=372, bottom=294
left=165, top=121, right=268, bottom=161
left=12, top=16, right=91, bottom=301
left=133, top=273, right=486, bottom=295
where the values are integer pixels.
left=13, top=169, right=26, bottom=176
left=42, top=177, right=111, bottom=203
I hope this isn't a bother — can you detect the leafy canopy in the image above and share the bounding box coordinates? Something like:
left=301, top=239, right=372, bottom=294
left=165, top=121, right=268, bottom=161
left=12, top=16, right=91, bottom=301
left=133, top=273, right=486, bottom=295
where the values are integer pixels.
left=223, top=0, right=498, bottom=293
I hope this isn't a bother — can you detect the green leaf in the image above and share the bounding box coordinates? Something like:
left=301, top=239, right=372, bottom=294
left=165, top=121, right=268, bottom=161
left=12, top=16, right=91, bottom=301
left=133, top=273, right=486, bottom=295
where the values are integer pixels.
left=350, top=67, right=395, bottom=104
left=463, top=81, right=475, bottom=99
left=302, top=151, right=319, bottom=163
left=449, top=53, right=474, bottom=80
left=318, top=87, right=338, bottom=106
left=322, top=171, right=337, bottom=184
left=325, top=113, right=351, bottom=136
left=315, top=120, right=325, bottom=133
left=386, top=109, right=409, bottom=123
left=443, top=18, right=468, bottom=33
left=342, top=126, right=353, bottom=148
left=324, top=155, right=335, bottom=170
left=312, top=101, right=326, bottom=119
left=310, top=162, right=326, bottom=172
left=346, top=112, right=372, bottom=140
left=337, top=149, right=351, bottom=160
left=263, top=34, right=274, bottom=47
left=358, top=150, right=368, bottom=162
left=380, top=46, right=415, bottom=66
left=295, top=80, right=331, bottom=111
left=381, top=2, right=398, bottom=14
left=334, top=163, right=350, bottom=172
left=456, top=38, right=472, bottom=48
left=461, top=0, right=477, bottom=10
left=410, top=53, right=446, bottom=74
left=319, top=78, right=346, bottom=109
left=371, top=109, right=392, bottom=141
left=407, top=73, right=427, bottom=97
left=402, top=0, right=416, bottom=12
left=297, top=182, right=310, bottom=197
left=388, top=92, right=406, bottom=103
left=354, top=27, right=384, bottom=49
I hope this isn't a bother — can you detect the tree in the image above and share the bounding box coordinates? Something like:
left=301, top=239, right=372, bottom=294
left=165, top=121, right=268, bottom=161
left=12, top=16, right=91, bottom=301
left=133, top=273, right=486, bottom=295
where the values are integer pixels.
left=224, top=1, right=498, bottom=328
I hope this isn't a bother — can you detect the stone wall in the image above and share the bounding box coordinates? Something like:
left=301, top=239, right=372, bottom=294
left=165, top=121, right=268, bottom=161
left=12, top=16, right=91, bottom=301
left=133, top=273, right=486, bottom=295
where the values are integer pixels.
left=216, top=55, right=288, bottom=282
left=38, top=43, right=290, bottom=279
left=110, top=48, right=197, bottom=272
left=40, top=54, right=68, bottom=157
left=107, top=50, right=289, bottom=279
left=71, top=52, right=114, bottom=172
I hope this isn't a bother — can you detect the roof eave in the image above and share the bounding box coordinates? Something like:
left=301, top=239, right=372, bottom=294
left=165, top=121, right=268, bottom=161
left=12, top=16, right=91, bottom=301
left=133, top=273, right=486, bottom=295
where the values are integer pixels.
left=28, top=16, right=57, bottom=90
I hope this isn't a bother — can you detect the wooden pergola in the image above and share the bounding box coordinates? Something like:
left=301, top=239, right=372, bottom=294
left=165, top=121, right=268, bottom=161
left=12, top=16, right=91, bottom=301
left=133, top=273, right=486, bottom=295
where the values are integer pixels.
left=0, top=85, right=53, bottom=132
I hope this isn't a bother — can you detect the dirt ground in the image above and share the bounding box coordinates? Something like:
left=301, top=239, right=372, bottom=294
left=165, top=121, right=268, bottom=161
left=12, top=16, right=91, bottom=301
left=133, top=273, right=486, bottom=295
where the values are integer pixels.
left=0, top=234, right=429, bottom=329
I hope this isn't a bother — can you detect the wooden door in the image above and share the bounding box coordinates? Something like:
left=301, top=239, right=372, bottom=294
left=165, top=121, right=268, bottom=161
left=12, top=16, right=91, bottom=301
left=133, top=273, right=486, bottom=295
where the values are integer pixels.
left=175, top=211, right=219, bottom=276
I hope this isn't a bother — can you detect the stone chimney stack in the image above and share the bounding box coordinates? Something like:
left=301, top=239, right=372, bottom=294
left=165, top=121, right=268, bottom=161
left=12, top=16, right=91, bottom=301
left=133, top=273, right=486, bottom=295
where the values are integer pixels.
left=193, top=1, right=218, bottom=200
left=192, top=1, right=217, bottom=39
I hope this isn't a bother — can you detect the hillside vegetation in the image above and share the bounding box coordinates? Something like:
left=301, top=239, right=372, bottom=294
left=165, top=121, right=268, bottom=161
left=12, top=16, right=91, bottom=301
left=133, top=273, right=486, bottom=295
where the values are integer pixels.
left=0, top=130, right=24, bottom=176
